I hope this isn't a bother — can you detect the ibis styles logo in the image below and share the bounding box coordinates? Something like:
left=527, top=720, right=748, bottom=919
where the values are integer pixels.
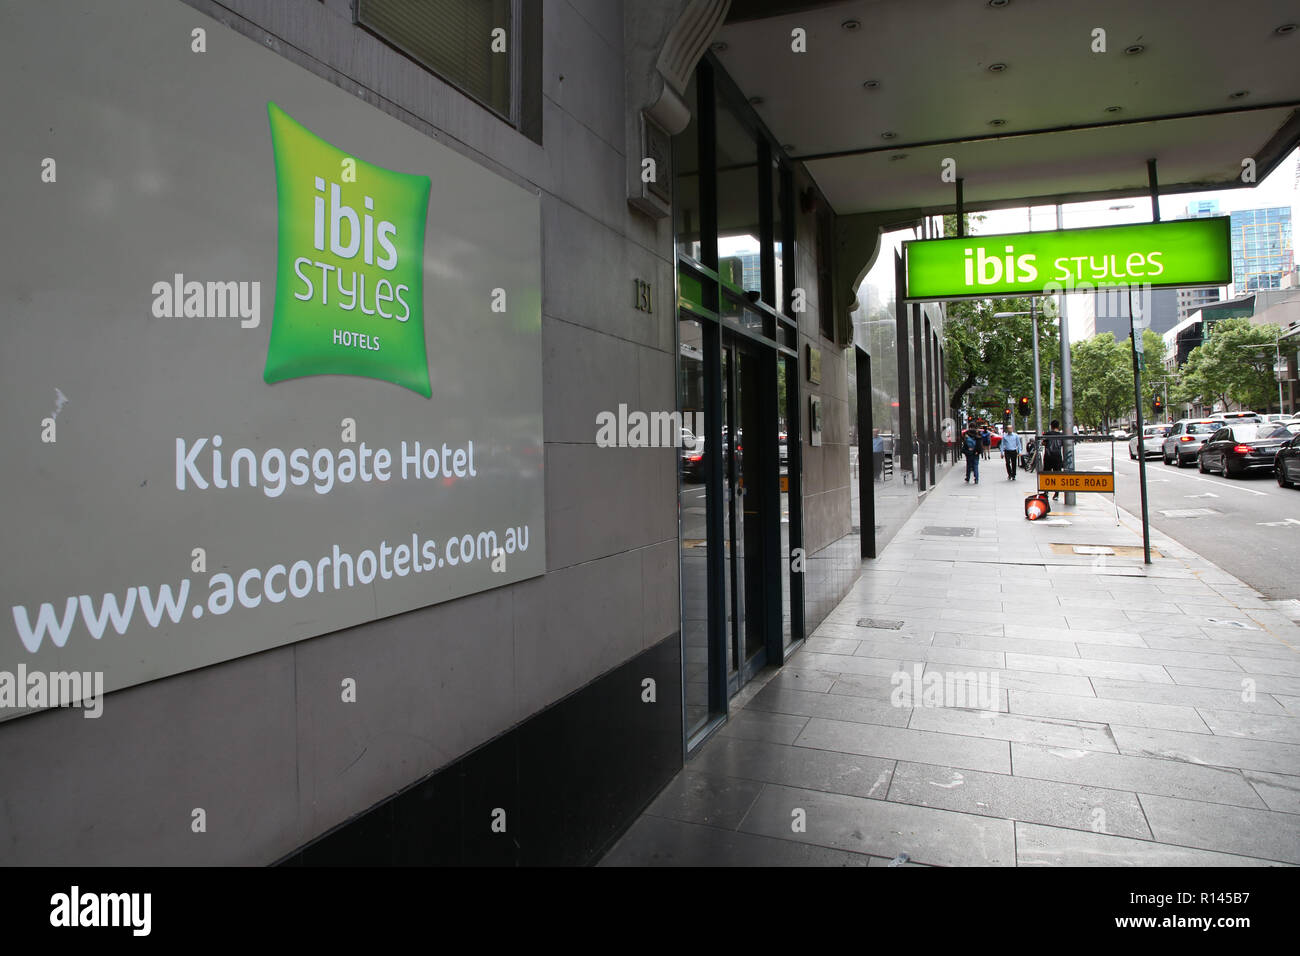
left=265, top=102, right=432, bottom=397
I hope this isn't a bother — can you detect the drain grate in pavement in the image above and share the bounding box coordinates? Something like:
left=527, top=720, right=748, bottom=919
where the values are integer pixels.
left=858, top=618, right=905, bottom=630
left=1159, top=508, right=1219, bottom=518
left=922, top=526, right=976, bottom=537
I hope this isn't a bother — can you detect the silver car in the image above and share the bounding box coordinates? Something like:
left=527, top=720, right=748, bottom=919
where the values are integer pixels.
left=1162, top=418, right=1220, bottom=467
left=1129, top=424, right=1171, bottom=460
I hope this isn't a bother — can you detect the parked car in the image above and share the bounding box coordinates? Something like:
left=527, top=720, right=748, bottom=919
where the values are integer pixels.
left=679, top=428, right=705, bottom=482
left=1197, top=423, right=1294, bottom=478
left=1110, top=427, right=1130, bottom=441
left=1162, top=418, right=1220, bottom=467
left=1275, top=432, right=1300, bottom=488
left=1129, top=423, right=1172, bottom=460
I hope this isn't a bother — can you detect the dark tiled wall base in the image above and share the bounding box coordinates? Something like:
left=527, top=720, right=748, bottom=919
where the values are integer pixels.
left=804, top=534, right=864, bottom=636
left=280, top=634, right=683, bottom=866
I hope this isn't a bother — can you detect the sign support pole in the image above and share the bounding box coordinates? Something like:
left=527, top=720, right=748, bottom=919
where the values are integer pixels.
left=1056, top=205, right=1076, bottom=506
left=1030, top=298, right=1043, bottom=441
left=1134, top=162, right=1161, bottom=565
left=1128, top=289, right=1152, bottom=564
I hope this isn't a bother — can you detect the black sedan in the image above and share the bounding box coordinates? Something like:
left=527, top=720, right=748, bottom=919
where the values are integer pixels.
left=1197, top=423, right=1294, bottom=478
left=1276, top=432, right=1300, bottom=488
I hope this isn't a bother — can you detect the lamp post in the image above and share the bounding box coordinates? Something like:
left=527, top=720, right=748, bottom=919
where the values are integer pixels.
left=994, top=308, right=1043, bottom=440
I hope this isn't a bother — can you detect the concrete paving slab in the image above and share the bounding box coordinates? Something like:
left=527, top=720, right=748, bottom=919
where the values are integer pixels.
left=1110, top=724, right=1300, bottom=776
left=796, top=717, right=1011, bottom=774
left=687, top=736, right=895, bottom=801
left=1013, top=822, right=1279, bottom=867
left=1011, top=743, right=1267, bottom=807
left=738, top=783, right=1017, bottom=867
left=887, top=760, right=1151, bottom=839
left=1137, top=793, right=1300, bottom=864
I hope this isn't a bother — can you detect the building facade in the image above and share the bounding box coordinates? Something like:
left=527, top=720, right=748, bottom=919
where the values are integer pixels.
left=0, top=0, right=943, bottom=865
left=1230, top=206, right=1295, bottom=292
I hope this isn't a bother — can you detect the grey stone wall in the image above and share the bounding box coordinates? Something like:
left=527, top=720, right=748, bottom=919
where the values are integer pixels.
left=0, top=0, right=680, bottom=865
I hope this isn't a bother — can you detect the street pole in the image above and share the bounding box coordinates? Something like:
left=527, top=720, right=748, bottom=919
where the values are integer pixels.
left=1030, top=298, right=1043, bottom=440
left=1128, top=285, right=1152, bottom=564
left=1277, top=340, right=1285, bottom=413
left=1057, top=205, right=1076, bottom=506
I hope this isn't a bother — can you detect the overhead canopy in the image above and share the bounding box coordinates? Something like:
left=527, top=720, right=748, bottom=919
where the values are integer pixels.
left=715, top=0, right=1300, bottom=216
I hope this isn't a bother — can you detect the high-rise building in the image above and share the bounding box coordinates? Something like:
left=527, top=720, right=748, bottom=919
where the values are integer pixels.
left=1178, top=286, right=1221, bottom=321
left=1230, top=206, right=1294, bottom=292
left=1088, top=286, right=1181, bottom=340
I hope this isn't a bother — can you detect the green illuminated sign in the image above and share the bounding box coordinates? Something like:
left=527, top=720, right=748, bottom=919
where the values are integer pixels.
left=265, top=102, right=432, bottom=396
left=903, top=218, right=1231, bottom=300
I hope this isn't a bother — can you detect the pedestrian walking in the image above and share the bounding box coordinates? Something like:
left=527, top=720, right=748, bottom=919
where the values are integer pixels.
left=1041, top=419, right=1066, bottom=500
left=1001, top=426, right=1022, bottom=480
left=962, top=426, right=981, bottom=484
left=979, top=426, right=992, bottom=460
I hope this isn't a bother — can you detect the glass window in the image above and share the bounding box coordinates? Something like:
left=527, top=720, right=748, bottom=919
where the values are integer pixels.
left=673, top=75, right=702, bottom=263
left=359, top=0, right=514, bottom=121
left=678, top=316, right=711, bottom=738
left=715, top=90, right=760, bottom=301
left=772, top=160, right=788, bottom=314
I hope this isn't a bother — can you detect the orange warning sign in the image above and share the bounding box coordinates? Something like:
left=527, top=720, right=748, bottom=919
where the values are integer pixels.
left=1037, top=471, right=1114, bottom=493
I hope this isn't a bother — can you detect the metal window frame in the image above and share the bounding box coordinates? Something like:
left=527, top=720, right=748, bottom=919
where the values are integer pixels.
left=352, top=0, right=536, bottom=137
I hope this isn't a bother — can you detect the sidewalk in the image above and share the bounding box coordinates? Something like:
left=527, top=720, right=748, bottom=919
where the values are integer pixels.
left=601, top=457, right=1300, bottom=866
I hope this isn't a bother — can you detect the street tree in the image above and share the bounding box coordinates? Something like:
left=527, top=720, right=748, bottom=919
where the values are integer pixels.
left=1070, top=332, right=1131, bottom=430
left=1174, top=318, right=1282, bottom=412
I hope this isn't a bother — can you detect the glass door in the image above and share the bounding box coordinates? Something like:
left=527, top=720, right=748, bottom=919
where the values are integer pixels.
left=724, top=332, right=767, bottom=688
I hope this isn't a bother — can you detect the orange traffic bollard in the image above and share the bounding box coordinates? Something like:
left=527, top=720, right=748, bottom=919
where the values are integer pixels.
left=1024, top=493, right=1050, bottom=521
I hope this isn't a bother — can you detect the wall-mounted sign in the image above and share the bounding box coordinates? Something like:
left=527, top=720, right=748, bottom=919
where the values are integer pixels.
left=0, top=0, right=545, bottom=718
left=809, top=395, right=823, bottom=446
left=807, top=345, right=822, bottom=384
left=633, top=278, right=653, bottom=313
left=903, top=218, right=1232, bottom=300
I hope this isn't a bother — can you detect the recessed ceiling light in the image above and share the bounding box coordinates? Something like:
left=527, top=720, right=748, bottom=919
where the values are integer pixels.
left=710, top=41, right=728, bottom=53
left=1275, top=23, right=1297, bottom=35
left=1229, top=90, right=1250, bottom=99
left=1124, top=43, right=1145, bottom=55
left=988, top=62, right=1008, bottom=72
left=782, top=144, right=795, bottom=153
left=1105, top=105, right=1122, bottom=113
left=863, top=79, right=881, bottom=90
left=881, top=131, right=897, bottom=140
left=842, top=18, right=861, bottom=31
left=988, top=118, right=1006, bottom=127
left=889, top=153, right=908, bottom=161
left=988, top=0, right=1010, bottom=7
left=748, top=96, right=763, bottom=106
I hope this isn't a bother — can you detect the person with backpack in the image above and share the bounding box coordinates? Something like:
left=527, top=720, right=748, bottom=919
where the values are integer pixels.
left=1041, top=420, right=1066, bottom=500
left=963, top=425, right=981, bottom=484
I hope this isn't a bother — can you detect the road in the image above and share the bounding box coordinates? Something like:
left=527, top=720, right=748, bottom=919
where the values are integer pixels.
left=1070, top=440, right=1300, bottom=601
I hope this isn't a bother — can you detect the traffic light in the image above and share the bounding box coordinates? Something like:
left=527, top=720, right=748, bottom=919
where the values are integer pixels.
left=1017, top=396, right=1031, bottom=416
left=1153, top=394, right=1163, bottom=414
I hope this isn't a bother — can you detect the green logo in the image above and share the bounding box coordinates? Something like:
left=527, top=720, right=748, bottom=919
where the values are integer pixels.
left=265, top=102, right=432, bottom=397
left=903, top=218, right=1232, bottom=300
